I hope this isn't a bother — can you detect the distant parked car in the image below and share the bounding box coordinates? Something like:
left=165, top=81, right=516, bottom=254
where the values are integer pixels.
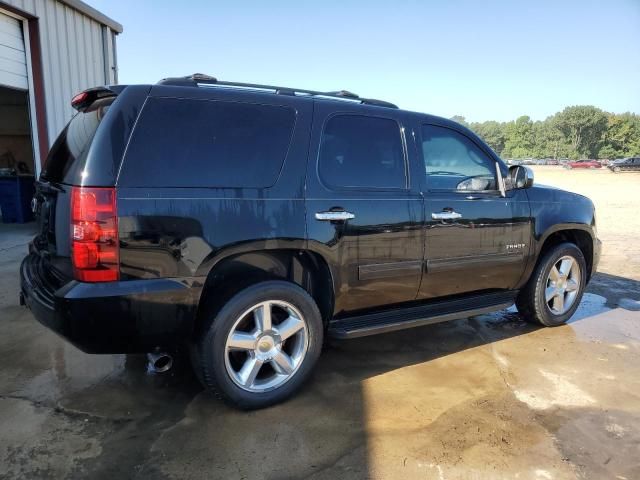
left=565, top=160, right=602, bottom=169
left=546, top=159, right=559, bottom=165
left=522, top=159, right=535, bottom=165
left=608, top=157, right=640, bottom=173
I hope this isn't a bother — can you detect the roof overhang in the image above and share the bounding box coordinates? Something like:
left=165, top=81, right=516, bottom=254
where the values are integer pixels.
left=59, top=0, right=123, bottom=33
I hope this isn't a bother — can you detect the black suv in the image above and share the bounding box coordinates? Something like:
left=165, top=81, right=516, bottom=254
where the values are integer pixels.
left=21, top=75, right=601, bottom=409
left=608, top=157, right=640, bottom=172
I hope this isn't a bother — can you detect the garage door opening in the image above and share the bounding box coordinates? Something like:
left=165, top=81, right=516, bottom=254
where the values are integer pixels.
left=0, top=10, right=36, bottom=223
left=0, top=85, right=34, bottom=176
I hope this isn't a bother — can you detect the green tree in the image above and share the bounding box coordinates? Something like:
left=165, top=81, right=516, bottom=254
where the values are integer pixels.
left=552, top=106, right=608, bottom=158
left=470, top=121, right=506, bottom=155
left=599, top=113, right=640, bottom=159
left=531, top=121, right=548, bottom=158
left=598, top=144, right=618, bottom=159
left=503, top=116, right=535, bottom=158
left=453, top=106, right=639, bottom=162
left=450, top=115, right=469, bottom=128
left=531, top=120, right=572, bottom=159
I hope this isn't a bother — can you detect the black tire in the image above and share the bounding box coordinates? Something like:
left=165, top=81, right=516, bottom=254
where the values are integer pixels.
left=516, top=242, right=587, bottom=327
left=193, top=280, right=323, bottom=410
left=613, top=167, right=621, bottom=173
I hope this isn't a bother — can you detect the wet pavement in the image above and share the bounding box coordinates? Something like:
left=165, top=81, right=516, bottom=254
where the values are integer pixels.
left=1, top=216, right=640, bottom=479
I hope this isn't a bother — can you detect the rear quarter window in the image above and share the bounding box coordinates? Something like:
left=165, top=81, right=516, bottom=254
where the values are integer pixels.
left=41, top=97, right=114, bottom=183
left=118, top=97, right=296, bottom=188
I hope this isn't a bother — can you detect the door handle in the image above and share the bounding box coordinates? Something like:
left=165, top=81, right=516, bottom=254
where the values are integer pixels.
left=315, top=211, right=355, bottom=221
left=432, top=211, right=462, bottom=220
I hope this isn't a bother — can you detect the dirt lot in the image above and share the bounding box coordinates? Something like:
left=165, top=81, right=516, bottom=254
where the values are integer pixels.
left=532, top=166, right=640, bottom=283
left=1, top=167, right=639, bottom=479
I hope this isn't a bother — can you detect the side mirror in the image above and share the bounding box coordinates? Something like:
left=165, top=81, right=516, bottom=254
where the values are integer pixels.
left=508, top=165, right=534, bottom=189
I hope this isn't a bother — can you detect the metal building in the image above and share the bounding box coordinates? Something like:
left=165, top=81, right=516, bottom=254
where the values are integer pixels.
left=0, top=0, right=120, bottom=176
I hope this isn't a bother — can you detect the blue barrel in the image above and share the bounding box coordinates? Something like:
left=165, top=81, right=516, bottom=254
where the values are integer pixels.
left=0, top=175, right=35, bottom=223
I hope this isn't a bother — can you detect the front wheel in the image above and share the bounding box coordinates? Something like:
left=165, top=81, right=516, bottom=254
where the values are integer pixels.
left=516, top=242, right=587, bottom=326
left=613, top=167, right=621, bottom=173
left=194, top=281, right=324, bottom=409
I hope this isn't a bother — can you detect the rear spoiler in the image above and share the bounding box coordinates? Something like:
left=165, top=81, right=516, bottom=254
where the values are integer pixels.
left=71, top=85, right=126, bottom=112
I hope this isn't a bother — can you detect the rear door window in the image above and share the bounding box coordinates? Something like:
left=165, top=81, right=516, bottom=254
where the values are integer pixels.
left=119, top=98, right=295, bottom=188
left=318, top=114, right=406, bottom=190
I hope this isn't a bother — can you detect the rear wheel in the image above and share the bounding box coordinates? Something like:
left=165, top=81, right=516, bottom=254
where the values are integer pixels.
left=613, top=166, right=621, bottom=173
left=194, top=281, right=323, bottom=409
left=516, top=242, right=587, bottom=326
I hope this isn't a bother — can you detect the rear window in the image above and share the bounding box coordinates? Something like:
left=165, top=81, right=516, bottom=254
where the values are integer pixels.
left=41, top=97, right=114, bottom=183
left=119, top=98, right=295, bottom=188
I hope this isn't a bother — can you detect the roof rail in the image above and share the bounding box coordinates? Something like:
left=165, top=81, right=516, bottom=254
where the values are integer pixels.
left=156, top=74, right=398, bottom=109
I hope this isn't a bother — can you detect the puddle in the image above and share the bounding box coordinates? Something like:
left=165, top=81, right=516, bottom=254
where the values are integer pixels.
left=567, top=293, right=610, bottom=321
left=618, top=298, right=640, bottom=311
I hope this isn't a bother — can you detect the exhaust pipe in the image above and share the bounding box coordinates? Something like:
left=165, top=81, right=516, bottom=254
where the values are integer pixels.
left=147, top=352, right=173, bottom=373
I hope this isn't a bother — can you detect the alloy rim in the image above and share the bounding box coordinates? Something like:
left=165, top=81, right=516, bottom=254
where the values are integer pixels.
left=224, top=300, right=309, bottom=393
left=545, top=255, right=581, bottom=315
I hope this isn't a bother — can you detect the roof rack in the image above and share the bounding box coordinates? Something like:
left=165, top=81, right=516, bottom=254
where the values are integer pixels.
left=157, top=74, right=398, bottom=109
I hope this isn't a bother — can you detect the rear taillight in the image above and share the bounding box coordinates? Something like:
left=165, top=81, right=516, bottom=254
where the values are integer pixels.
left=70, top=187, right=119, bottom=282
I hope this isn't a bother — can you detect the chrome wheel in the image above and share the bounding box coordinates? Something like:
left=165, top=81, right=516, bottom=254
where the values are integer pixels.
left=224, top=300, right=309, bottom=393
left=545, top=255, right=581, bottom=315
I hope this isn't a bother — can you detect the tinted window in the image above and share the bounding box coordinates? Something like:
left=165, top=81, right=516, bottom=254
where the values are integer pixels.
left=120, top=98, right=295, bottom=188
left=318, top=115, right=406, bottom=189
left=42, top=97, right=114, bottom=183
left=421, top=125, right=496, bottom=191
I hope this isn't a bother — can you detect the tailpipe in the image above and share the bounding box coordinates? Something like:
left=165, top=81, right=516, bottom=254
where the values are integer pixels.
left=147, top=352, right=173, bottom=373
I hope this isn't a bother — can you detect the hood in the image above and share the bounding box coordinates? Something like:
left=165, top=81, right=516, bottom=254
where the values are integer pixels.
left=526, top=184, right=593, bottom=205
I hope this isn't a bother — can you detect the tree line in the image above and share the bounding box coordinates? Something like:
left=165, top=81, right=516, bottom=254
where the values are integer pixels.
left=451, top=106, right=640, bottom=160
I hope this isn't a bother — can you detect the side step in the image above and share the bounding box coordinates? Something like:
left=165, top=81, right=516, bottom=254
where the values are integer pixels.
left=328, top=291, right=517, bottom=339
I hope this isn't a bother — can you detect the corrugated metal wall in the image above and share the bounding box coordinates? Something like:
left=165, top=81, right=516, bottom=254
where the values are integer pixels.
left=3, top=0, right=117, bottom=145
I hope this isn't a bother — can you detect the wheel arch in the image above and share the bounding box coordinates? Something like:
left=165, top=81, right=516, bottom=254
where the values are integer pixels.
left=536, top=225, right=595, bottom=279
left=193, top=248, right=335, bottom=339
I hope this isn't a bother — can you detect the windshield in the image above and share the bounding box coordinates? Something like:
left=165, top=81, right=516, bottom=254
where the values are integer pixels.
left=41, top=97, right=114, bottom=183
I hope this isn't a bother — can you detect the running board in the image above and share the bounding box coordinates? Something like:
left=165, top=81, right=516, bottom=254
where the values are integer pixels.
left=328, top=291, right=517, bottom=339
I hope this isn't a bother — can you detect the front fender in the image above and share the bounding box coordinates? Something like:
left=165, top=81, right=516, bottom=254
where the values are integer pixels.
left=526, top=185, right=597, bottom=249
left=517, top=186, right=598, bottom=287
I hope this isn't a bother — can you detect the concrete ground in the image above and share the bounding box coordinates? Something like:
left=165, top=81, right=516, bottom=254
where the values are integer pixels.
left=1, top=168, right=639, bottom=479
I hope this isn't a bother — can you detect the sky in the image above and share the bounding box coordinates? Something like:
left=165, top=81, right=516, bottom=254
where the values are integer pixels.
left=88, top=0, right=640, bottom=123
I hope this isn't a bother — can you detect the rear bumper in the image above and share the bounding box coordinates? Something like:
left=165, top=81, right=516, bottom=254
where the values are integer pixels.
left=20, top=253, right=203, bottom=354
